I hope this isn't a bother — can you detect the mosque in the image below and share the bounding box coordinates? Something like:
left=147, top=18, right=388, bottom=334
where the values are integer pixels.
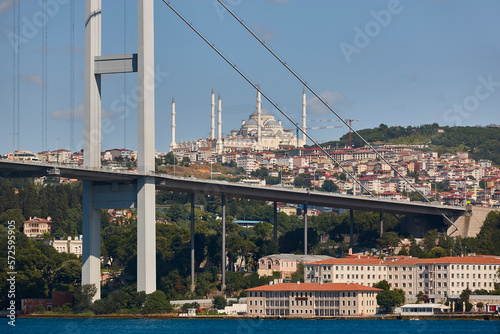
left=171, top=87, right=307, bottom=153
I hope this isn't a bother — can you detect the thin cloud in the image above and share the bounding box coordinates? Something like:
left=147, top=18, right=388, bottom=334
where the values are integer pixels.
left=268, top=0, right=289, bottom=3
left=307, top=91, right=354, bottom=115
left=0, top=0, right=16, bottom=16
left=21, top=74, right=43, bottom=88
left=251, top=22, right=274, bottom=43
left=51, top=103, right=115, bottom=120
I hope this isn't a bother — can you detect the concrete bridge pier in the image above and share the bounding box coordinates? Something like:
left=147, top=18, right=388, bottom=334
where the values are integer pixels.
left=190, top=193, right=195, bottom=292
left=82, top=181, right=102, bottom=301
left=380, top=210, right=384, bottom=238
left=221, top=193, right=226, bottom=292
left=273, top=201, right=278, bottom=244
left=304, top=202, right=308, bottom=255
left=349, top=209, right=354, bottom=249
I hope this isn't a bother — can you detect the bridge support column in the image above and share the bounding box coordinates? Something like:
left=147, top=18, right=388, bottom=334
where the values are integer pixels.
left=380, top=210, right=384, bottom=238
left=349, top=209, right=354, bottom=250
left=304, top=202, right=308, bottom=255
left=221, top=193, right=226, bottom=292
left=190, top=193, right=195, bottom=292
left=137, top=177, right=156, bottom=294
left=82, top=181, right=101, bottom=301
left=136, top=0, right=156, bottom=294
left=273, top=201, right=278, bottom=244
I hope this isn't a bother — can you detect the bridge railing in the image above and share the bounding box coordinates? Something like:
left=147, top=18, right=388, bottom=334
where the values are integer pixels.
left=0, top=158, right=468, bottom=209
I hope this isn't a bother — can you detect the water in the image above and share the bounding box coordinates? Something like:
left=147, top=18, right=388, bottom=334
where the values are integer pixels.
left=4, top=318, right=499, bottom=334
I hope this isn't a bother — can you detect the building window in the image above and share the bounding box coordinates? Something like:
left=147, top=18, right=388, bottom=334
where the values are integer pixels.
left=250, top=301, right=252, bottom=306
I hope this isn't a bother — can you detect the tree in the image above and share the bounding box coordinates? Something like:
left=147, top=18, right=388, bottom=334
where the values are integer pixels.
left=321, top=179, right=338, bottom=192
left=290, top=262, right=305, bottom=283
left=373, top=280, right=390, bottom=291
left=54, top=259, right=81, bottom=285
left=416, top=291, right=429, bottom=304
left=73, top=284, right=97, bottom=313
left=429, top=246, right=447, bottom=258
left=213, top=295, right=227, bottom=310
left=376, top=232, right=401, bottom=254
left=376, top=289, right=405, bottom=313
left=142, top=290, right=173, bottom=314
left=293, top=173, right=310, bottom=188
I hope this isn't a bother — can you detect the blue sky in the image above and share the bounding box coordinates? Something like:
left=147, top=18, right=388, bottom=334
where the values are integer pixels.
left=1, top=0, right=499, bottom=155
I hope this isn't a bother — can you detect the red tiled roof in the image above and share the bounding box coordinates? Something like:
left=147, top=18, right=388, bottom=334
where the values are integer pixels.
left=385, top=256, right=500, bottom=265
left=308, top=258, right=386, bottom=265
left=309, top=256, right=500, bottom=266
left=246, top=282, right=382, bottom=292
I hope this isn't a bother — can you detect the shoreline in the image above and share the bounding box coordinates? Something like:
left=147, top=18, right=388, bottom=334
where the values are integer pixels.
left=18, top=314, right=500, bottom=321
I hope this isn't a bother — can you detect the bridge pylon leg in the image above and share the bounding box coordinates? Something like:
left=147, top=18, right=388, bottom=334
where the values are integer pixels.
left=349, top=209, right=354, bottom=250
left=82, top=180, right=101, bottom=301
left=190, top=193, right=195, bottom=292
left=304, top=202, right=308, bottom=255
left=221, top=193, right=226, bottom=292
left=273, top=201, right=278, bottom=244
left=380, top=210, right=384, bottom=238
left=137, top=177, right=156, bottom=294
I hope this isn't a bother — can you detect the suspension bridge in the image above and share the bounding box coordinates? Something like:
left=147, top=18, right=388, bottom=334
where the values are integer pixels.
left=2, top=1, right=473, bottom=301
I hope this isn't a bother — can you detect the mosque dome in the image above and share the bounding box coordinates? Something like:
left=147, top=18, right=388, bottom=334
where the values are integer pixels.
left=250, top=108, right=273, bottom=118
left=264, top=119, right=280, bottom=128
left=244, top=119, right=258, bottom=127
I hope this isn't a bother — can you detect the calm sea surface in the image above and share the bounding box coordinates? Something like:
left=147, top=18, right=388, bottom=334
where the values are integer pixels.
left=4, top=318, right=499, bottom=334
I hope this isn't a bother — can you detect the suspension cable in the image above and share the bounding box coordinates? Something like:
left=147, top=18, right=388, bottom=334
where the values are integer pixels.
left=12, top=0, right=17, bottom=153
left=70, top=0, right=75, bottom=153
left=217, top=0, right=458, bottom=232
left=123, top=0, right=127, bottom=150
left=161, top=1, right=372, bottom=196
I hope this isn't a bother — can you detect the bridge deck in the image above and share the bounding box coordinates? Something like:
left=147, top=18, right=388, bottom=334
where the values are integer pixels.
left=0, top=160, right=465, bottom=217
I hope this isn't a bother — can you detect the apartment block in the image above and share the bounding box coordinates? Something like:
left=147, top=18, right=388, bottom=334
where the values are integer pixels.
left=304, top=256, right=500, bottom=302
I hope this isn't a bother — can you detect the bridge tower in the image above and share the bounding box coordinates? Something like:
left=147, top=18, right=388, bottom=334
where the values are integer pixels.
left=83, top=0, right=156, bottom=300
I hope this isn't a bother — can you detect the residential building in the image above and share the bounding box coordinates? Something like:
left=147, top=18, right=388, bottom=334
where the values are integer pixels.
left=304, top=256, right=500, bottom=303
left=23, top=216, right=52, bottom=238
left=6, top=150, right=40, bottom=161
left=258, top=254, right=332, bottom=279
left=46, top=236, right=83, bottom=255
left=246, top=282, right=381, bottom=317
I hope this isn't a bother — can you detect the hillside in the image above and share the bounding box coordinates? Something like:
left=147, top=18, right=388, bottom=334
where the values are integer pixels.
left=323, top=124, right=500, bottom=165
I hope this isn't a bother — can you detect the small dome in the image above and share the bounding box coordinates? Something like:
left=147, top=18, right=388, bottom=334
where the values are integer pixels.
left=243, top=119, right=258, bottom=127
left=265, top=120, right=280, bottom=127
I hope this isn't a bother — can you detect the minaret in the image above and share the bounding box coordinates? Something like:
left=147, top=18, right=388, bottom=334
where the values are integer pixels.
left=217, top=91, right=223, bottom=154
left=210, top=86, right=215, bottom=140
left=302, top=87, right=307, bottom=145
left=257, top=83, right=262, bottom=146
left=170, top=95, right=177, bottom=151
